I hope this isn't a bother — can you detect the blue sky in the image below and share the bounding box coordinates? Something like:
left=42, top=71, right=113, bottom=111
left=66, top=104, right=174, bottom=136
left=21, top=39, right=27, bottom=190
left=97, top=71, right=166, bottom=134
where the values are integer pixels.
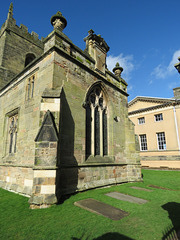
left=1, top=0, right=180, bottom=101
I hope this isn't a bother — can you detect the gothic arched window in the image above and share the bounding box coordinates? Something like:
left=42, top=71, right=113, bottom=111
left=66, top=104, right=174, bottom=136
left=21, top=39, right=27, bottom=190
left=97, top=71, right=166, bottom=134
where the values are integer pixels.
left=85, top=86, right=108, bottom=158
left=9, top=114, right=18, bottom=154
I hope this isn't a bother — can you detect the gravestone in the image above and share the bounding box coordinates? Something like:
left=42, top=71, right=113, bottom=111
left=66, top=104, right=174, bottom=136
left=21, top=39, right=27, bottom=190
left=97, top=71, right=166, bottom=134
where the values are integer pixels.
left=105, top=192, right=148, bottom=204
left=74, top=198, right=129, bottom=220
left=130, top=186, right=153, bottom=192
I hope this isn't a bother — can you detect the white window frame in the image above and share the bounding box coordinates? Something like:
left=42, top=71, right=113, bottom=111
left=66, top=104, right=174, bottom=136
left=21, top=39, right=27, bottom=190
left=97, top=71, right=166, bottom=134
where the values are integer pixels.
left=138, top=117, right=145, bottom=125
left=156, top=132, right=166, bottom=150
left=139, top=134, right=148, bottom=151
left=155, top=113, right=163, bottom=122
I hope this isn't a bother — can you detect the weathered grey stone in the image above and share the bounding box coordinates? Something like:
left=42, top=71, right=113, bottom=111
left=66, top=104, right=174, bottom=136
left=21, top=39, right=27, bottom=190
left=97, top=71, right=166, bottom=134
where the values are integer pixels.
left=74, top=198, right=129, bottom=220
left=23, top=186, right=32, bottom=196
left=105, top=192, right=148, bottom=204
left=44, top=194, right=57, bottom=204
left=29, top=195, right=44, bottom=205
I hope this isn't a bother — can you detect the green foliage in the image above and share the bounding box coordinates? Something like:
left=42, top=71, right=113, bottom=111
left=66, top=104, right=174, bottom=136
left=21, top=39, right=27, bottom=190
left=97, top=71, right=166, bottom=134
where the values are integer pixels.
left=0, top=169, right=180, bottom=240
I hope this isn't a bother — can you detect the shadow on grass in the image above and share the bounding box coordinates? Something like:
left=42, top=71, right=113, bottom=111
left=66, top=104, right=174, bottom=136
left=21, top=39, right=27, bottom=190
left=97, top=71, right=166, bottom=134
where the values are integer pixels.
left=162, top=202, right=180, bottom=239
left=72, top=232, right=134, bottom=240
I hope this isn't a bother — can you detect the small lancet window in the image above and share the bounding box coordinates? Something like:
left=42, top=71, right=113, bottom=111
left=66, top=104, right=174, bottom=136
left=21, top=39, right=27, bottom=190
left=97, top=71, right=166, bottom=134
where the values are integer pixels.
left=85, top=85, right=108, bottom=158
left=26, top=75, right=35, bottom=100
left=25, top=53, right=36, bottom=67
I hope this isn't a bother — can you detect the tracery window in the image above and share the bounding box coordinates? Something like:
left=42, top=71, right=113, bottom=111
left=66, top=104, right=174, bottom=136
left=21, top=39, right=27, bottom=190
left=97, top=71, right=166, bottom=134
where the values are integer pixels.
left=8, top=114, right=18, bottom=154
left=26, top=75, right=35, bottom=100
left=85, top=86, right=108, bottom=158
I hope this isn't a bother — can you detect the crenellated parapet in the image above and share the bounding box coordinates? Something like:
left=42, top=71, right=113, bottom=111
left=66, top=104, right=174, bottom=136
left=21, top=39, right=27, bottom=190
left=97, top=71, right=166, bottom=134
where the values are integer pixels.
left=0, top=3, right=44, bottom=89
left=0, top=4, right=43, bottom=49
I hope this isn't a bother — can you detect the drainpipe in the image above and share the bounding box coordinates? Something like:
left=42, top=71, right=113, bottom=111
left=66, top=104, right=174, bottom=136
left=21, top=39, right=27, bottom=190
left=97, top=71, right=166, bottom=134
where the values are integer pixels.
left=173, top=105, right=180, bottom=151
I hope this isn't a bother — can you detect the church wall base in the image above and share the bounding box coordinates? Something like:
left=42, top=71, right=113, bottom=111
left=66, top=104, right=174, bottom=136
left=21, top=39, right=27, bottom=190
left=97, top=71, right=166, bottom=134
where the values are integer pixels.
left=57, top=164, right=142, bottom=196
left=0, top=165, right=33, bottom=196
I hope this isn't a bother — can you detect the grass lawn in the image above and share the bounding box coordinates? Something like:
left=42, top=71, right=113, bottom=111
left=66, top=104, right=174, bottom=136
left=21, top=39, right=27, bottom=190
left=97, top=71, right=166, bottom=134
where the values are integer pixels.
left=0, top=169, right=180, bottom=240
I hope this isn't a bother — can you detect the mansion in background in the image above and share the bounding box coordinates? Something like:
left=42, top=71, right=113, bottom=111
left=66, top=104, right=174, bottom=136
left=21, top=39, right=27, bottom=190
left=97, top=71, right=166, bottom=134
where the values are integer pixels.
left=128, top=84, right=180, bottom=170
left=0, top=4, right=141, bottom=207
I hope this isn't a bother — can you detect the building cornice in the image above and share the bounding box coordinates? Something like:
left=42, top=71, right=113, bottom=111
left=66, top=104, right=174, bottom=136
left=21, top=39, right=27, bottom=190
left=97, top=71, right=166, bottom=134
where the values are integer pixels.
left=128, top=96, right=174, bottom=107
left=128, top=100, right=180, bottom=116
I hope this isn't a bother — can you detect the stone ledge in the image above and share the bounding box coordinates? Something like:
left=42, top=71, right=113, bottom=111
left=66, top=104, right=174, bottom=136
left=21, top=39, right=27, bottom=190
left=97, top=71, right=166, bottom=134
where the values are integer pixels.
left=33, top=166, right=57, bottom=170
left=86, top=155, right=115, bottom=163
left=0, top=164, right=34, bottom=168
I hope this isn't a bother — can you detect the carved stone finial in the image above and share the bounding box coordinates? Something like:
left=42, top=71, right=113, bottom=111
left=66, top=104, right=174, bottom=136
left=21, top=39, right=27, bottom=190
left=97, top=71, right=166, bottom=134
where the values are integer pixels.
left=9, top=2, right=13, bottom=14
left=50, top=11, right=67, bottom=31
left=174, top=57, right=180, bottom=74
left=88, top=29, right=94, bottom=35
left=8, top=2, right=13, bottom=18
left=113, top=62, right=123, bottom=78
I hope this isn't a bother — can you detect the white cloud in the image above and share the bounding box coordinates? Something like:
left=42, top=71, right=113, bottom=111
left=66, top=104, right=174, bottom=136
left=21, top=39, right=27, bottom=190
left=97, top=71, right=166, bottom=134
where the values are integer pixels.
left=106, top=54, right=134, bottom=81
left=151, top=64, right=166, bottom=79
left=152, top=50, right=180, bottom=79
left=127, top=85, right=133, bottom=92
left=168, top=81, right=180, bottom=90
left=148, top=79, right=153, bottom=85
left=168, top=50, right=180, bottom=73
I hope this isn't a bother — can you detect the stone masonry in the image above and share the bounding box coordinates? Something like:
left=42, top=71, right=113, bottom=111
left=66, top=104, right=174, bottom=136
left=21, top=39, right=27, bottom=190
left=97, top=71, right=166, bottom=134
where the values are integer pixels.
left=0, top=4, right=141, bottom=207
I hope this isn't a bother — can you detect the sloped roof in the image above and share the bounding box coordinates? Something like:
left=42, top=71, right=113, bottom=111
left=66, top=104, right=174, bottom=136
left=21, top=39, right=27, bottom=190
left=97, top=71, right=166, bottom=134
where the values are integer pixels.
left=128, top=96, right=175, bottom=107
left=128, top=96, right=180, bottom=116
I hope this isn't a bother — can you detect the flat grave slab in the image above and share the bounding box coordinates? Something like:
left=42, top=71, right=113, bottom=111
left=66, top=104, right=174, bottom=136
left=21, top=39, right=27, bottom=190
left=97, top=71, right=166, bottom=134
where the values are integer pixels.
left=74, top=198, right=129, bottom=220
left=105, top=192, right=148, bottom=204
left=130, top=186, right=153, bottom=192
left=148, top=185, right=177, bottom=191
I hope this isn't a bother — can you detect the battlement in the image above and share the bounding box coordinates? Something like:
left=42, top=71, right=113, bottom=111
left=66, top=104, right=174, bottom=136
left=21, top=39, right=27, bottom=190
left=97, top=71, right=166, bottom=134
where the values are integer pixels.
left=0, top=14, right=44, bottom=49
left=0, top=3, right=44, bottom=89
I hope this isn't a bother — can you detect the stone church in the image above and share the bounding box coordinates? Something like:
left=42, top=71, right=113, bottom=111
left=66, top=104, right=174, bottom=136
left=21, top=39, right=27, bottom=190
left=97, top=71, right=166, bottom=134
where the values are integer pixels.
left=0, top=4, right=141, bottom=207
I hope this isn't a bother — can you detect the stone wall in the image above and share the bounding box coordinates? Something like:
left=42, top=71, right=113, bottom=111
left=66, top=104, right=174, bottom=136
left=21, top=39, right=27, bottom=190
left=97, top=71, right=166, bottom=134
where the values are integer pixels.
left=57, top=164, right=141, bottom=196
left=0, top=165, right=33, bottom=196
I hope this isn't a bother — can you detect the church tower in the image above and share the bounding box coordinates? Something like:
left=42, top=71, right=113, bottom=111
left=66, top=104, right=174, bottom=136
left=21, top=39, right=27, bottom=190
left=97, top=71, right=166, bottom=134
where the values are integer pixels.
left=0, top=3, right=44, bottom=89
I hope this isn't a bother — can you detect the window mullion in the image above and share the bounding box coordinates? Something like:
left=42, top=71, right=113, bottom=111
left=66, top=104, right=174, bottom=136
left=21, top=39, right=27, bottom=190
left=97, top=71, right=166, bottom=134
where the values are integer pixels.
left=91, top=106, right=95, bottom=156
left=100, top=108, right=103, bottom=156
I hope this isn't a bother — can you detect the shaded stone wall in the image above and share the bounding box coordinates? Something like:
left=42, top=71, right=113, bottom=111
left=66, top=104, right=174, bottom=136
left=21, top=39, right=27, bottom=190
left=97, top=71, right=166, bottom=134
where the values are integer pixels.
left=57, top=164, right=141, bottom=196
